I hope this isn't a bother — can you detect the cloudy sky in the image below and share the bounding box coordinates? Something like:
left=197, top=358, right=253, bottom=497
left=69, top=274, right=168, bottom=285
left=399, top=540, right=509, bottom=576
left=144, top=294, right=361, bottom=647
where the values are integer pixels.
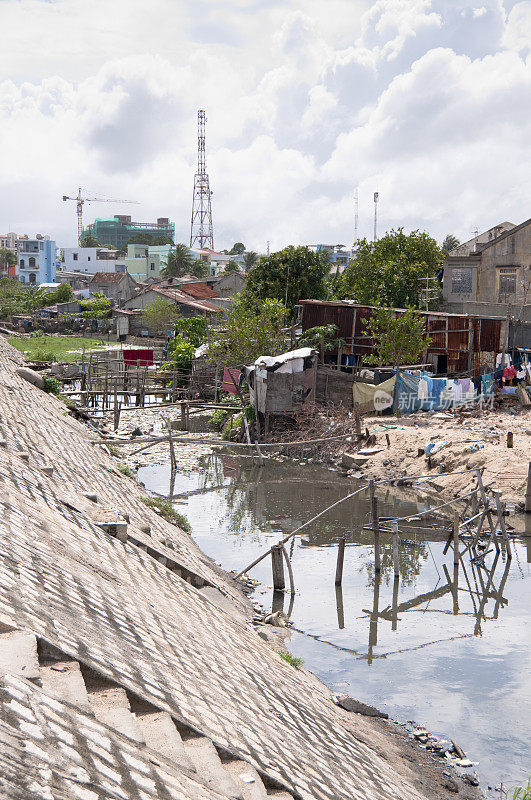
left=0, top=0, right=530, bottom=250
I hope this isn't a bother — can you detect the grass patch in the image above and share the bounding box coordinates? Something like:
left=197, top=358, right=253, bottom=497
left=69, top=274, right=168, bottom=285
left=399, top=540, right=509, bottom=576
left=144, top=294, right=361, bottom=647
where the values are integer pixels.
left=278, top=651, right=304, bottom=668
left=107, top=445, right=122, bottom=458
left=116, top=463, right=134, bottom=478
left=140, top=496, right=191, bottom=532
left=505, top=779, right=531, bottom=799
left=8, top=334, right=106, bottom=362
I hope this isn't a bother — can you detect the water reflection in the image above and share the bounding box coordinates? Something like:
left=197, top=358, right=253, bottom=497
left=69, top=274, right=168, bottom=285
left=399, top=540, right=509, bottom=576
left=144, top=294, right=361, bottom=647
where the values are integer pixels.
left=138, top=454, right=531, bottom=793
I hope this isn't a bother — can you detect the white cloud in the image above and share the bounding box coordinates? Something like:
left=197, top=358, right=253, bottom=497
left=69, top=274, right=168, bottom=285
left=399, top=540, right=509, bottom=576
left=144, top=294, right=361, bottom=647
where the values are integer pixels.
left=502, top=1, right=531, bottom=50
left=0, top=0, right=529, bottom=250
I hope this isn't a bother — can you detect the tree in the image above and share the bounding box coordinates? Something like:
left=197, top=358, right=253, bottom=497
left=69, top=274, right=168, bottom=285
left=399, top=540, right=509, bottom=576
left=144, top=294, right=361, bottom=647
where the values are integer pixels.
left=36, top=283, right=74, bottom=307
left=75, top=293, right=111, bottom=319
left=337, top=228, right=443, bottom=309
left=0, top=248, right=16, bottom=271
left=80, top=234, right=101, bottom=247
left=0, top=277, right=31, bottom=318
left=206, top=296, right=284, bottom=367
left=298, top=324, right=345, bottom=364
left=152, top=235, right=174, bottom=245
left=441, top=234, right=460, bottom=257
left=229, top=242, right=245, bottom=255
left=141, top=298, right=179, bottom=333
left=242, top=251, right=257, bottom=271
left=162, top=244, right=195, bottom=278
left=224, top=260, right=240, bottom=273
left=244, top=246, right=331, bottom=313
left=190, top=259, right=210, bottom=278
left=126, top=233, right=154, bottom=246
left=365, top=307, right=430, bottom=415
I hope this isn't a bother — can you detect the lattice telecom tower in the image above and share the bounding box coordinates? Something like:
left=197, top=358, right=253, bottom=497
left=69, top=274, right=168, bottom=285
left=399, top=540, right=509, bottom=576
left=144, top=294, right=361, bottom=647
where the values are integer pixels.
left=190, top=110, right=214, bottom=250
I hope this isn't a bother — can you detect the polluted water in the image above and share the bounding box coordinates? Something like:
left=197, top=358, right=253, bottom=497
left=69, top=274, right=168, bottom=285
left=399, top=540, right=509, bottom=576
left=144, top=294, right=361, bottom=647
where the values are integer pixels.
left=138, top=454, right=531, bottom=795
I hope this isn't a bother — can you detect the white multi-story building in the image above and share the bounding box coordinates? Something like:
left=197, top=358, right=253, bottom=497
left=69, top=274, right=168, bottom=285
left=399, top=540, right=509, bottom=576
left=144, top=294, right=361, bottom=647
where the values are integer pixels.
left=59, top=247, right=123, bottom=275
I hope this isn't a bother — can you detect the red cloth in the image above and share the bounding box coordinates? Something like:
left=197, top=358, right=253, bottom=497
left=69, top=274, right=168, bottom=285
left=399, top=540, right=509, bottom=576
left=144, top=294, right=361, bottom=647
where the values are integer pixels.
left=222, top=367, right=241, bottom=394
left=503, top=365, right=516, bottom=379
left=123, top=349, right=153, bottom=366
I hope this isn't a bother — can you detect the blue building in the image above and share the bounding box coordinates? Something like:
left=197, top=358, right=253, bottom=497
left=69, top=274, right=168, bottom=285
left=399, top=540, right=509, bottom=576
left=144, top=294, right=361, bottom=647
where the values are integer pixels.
left=310, top=244, right=352, bottom=273
left=17, top=237, right=57, bottom=286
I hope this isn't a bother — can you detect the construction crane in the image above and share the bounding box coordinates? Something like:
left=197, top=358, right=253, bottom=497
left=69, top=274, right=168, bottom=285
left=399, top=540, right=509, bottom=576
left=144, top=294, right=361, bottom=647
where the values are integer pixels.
left=62, top=188, right=139, bottom=246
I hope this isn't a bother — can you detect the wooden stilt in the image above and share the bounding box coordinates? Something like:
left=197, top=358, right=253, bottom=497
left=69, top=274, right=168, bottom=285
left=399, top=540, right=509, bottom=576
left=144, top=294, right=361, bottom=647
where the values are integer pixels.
left=335, top=537, right=345, bottom=586
left=271, top=544, right=285, bottom=591
left=392, top=520, right=399, bottom=579
left=369, top=480, right=381, bottom=573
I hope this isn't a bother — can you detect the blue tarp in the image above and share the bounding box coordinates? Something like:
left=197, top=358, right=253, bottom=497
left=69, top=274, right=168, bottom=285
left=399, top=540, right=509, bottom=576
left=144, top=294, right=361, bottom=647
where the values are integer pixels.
left=395, top=372, right=493, bottom=414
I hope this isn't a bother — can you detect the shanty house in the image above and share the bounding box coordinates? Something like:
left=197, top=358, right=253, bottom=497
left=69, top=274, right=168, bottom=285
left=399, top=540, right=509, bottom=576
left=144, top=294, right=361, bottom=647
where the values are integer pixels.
left=244, top=347, right=317, bottom=434
left=300, top=300, right=508, bottom=375
left=89, top=271, right=139, bottom=306
left=123, top=284, right=221, bottom=320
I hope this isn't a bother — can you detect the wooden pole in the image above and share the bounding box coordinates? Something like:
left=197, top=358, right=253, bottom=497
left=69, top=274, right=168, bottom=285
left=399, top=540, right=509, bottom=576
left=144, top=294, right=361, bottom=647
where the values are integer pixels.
left=335, top=585, right=345, bottom=630
left=280, top=542, right=295, bottom=595
left=369, top=480, right=381, bottom=573
left=335, top=537, right=345, bottom=586
left=271, top=544, right=285, bottom=591
left=392, top=575, right=399, bottom=631
left=507, top=431, right=513, bottom=448
left=525, top=461, right=531, bottom=513
left=165, top=416, right=177, bottom=471
left=392, top=520, right=399, bottom=579
left=453, top=513, right=460, bottom=566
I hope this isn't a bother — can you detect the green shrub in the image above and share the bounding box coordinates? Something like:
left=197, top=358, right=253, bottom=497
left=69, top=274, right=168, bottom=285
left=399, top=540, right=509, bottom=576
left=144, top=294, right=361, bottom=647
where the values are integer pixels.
left=42, top=376, right=61, bottom=395
left=117, top=463, right=134, bottom=478
left=505, top=778, right=531, bottom=799
left=278, top=651, right=304, bottom=668
left=32, top=350, right=55, bottom=362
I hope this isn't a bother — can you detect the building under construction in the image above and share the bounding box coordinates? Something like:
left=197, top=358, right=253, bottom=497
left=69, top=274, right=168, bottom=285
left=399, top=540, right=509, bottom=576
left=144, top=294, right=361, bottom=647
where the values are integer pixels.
left=84, top=215, right=175, bottom=250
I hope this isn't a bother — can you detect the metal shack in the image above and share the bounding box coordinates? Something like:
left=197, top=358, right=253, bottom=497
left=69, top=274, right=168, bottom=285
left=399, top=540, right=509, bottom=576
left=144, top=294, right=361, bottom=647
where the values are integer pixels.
left=300, top=301, right=508, bottom=374
left=244, top=348, right=317, bottom=434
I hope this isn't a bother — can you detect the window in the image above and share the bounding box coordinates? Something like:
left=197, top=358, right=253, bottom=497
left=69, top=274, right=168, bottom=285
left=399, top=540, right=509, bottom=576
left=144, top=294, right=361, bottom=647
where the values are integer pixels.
left=28, top=257, right=36, bottom=268
left=499, top=267, right=517, bottom=296
left=451, top=268, right=472, bottom=294
left=28, top=273, right=36, bottom=285
left=73, top=253, right=78, bottom=261
left=150, top=263, right=155, bottom=271
left=88, top=256, right=91, bottom=261
left=19, top=259, right=25, bottom=268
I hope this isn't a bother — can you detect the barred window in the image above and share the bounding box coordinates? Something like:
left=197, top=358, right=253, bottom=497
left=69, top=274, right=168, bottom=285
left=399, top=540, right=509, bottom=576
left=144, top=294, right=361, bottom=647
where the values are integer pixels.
left=451, top=268, right=472, bottom=294
left=499, top=268, right=516, bottom=295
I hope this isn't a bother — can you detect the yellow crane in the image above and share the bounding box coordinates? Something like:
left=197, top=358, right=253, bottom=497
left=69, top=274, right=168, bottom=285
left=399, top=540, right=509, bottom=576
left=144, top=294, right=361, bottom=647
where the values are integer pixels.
left=62, top=188, right=139, bottom=246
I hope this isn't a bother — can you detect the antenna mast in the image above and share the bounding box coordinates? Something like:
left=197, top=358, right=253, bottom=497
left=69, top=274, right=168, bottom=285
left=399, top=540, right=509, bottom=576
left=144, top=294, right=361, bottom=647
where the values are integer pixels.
left=373, top=192, right=379, bottom=241
left=190, top=110, right=214, bottom=251
left=354, top=188, right=359, bottom=246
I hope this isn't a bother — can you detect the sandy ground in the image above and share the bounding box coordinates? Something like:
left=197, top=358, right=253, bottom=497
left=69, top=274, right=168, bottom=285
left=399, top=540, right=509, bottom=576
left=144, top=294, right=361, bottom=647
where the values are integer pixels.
left=354, top=406, right=531, bottom=513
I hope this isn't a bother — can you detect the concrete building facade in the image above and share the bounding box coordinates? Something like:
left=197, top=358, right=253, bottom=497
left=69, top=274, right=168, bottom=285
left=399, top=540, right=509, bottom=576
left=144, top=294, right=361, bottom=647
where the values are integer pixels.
left=59, top=247, right=123, bottom=274
left=443, top=218, right=531, bottom=314
left=16, top=236, right=56, bottom=285
left=124, top=244, right=173, bottom=282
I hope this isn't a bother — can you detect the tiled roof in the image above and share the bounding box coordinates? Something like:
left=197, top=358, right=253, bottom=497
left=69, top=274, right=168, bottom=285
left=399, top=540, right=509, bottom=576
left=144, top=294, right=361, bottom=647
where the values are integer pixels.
left=175, top=281, right=219, bottom=300
left=90, top=272, right=128, bottom=284
left=137, top=284, right=220, bottom=313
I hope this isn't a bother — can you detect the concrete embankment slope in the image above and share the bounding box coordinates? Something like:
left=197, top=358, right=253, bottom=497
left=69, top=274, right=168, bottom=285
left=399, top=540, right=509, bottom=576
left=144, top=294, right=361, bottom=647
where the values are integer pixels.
left=0, top=335, right=466, bottom=800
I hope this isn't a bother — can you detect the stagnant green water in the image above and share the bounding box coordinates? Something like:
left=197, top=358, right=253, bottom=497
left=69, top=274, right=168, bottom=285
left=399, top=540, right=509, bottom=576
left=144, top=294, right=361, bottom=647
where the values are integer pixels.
left=138, top=455, right=531, bottom=794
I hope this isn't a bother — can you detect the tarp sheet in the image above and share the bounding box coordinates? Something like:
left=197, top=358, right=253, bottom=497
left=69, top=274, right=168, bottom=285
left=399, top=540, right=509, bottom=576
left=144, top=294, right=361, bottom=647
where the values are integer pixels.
left=352, top=376, right=396, bottom=413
